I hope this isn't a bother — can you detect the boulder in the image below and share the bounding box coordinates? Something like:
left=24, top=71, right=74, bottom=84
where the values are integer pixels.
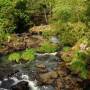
left=11, top=81, right=30, bottom=90
left=38, top=71, right=58, bottom=84
left=0, top=63, right=18, bottom=80
left=36, top=64, right=46, bottom=68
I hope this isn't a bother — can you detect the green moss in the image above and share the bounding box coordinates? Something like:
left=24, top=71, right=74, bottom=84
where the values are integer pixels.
left=21, top=48, right=35, bottom=61
left=62, top=46, right=71, bottom=52
left=70, top=50, right=88, bottom=79
left=61, top=38, right=89, bottom=79
left=8, top=48, right=36, bottom=62
left=71, top=60, right=87, bottom=79
left=8, top=52, right=21, bottom=63
left=37, top=41, right=58, bottom=53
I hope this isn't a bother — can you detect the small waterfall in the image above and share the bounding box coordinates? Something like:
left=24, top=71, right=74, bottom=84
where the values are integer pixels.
left=20, top=74, right=40, bottom=90
left=0, top=73, right=40, bottom=90
left=0, top=51, right=58, bottom=90
left=36, top=52, right=57, bottom=56
left=50, top=36, right=59, bottom=44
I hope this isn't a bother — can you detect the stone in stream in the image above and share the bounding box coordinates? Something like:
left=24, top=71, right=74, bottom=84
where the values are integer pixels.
left=38, top=71, right=58, bottom=85
left=11, top=81, right=30, bottom=90
left=36, top=64, right=46, bottom=69
left=36, top=64, right=48, bottom=73
left=0, top=78, right=15, bottom=89
left=0, top=52, right=86, bottom=90
left=55, top=78, right=65, bottom=90
left=0, top=63, right=19, bottom=80
left=50, top=36, right=59, bottom=44
left=40, top=85, right=55, bottom=90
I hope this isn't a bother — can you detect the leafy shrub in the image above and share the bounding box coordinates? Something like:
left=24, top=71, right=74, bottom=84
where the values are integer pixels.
left=71, top=51, right=88, bottom=79
left=62, top=46, right=71, bottom=52
left=86, top=0, right=90, bottom=22
left=61, top=37, right=89, bottom=79
left=0, top=0, right=50, bottom=42
left=51, top=0, right=86, bottom=23
left=21, top=49, right=35, bottom=61
left=37, top=41, right=58, bottom=53
left=58, top=22, right=88, bottom=46
left=0, top=32, right=10, bottom=43
left=41, top=25, right=56, bottom=38
left=8, top=48, right=36, bottom=62
left=8, top=52, right=21, bottom=63
left=0, top=0, right=29, bottom=42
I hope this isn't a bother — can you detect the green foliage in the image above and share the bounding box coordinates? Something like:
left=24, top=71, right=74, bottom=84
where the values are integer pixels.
left=0, top=0, right=50, bottom=41
left=51, top=0, right=87, bottom=22
left=42, top=26, right=56, bottom=38
left=61, top=37, right=89, bottom=79
left=0, top=0, right=29, bottom=42
left=58, top=22, right=89, bottom=46
left=0, top=0, right=89, bottom=80
left=8, top=52, right=21, bottom=63
left=0, top=32, right=10, bottom=43
left=86, top=0, right=90, bottom=22
left=37, top=41, right=58, bottom=53
left=8, top=48, right=36, bottom=62
left=21, top=49, right=35, bottom=61
left=71, top=60, right=87, bottom=79
left=62, top=46, right=71, bottom=52
left=71, top=51, right=88, bottom=79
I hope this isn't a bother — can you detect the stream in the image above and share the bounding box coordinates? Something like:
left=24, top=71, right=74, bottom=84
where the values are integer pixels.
left=0, top=53, right=59, bottom=90
left=0, top=36, right=89, bottom=90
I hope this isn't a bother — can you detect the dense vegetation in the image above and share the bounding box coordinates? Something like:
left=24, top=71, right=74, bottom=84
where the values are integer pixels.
left=0, top=0, right=90, bottom=79
left=8, top=48, right=36, bottom=62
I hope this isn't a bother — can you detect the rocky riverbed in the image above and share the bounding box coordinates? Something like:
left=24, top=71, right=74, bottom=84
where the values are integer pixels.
left=0, top=53, right=89, bottom=90
left=0, top=33, right=45, bottom=55
left=0, top=33, right=90, bottom=90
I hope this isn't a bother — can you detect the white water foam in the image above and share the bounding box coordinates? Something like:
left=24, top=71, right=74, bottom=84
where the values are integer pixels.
left=21, top=74, right=40, bottom=90
left=0, top=73, right=39, bottom=90
left=0, top=81, right=2, bottom=85
left=0, top=88, right=8, bottom=90
left=36, top=52, right=57, bottom=56
left=10, top=73, right=40, bottom=90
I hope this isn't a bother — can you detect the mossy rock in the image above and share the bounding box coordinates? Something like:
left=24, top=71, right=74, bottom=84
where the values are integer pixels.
left=61, top=37, right=89, bottom=79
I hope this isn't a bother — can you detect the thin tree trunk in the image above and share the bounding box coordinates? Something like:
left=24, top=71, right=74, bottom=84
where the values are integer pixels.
left=44, top=8, right=48, bottom=24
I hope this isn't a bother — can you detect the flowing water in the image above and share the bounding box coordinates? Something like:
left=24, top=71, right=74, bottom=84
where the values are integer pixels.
left=1, top=36, right=89, bottom=90
left=0, top=53, right=59, bottom=90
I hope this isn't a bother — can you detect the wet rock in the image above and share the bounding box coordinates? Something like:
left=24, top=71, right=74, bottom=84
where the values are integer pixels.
left=38, top=71, right=58, bottom=84
left=0, top=33, right=44, bottom=54
left=55, top=79, right=65, bottom=90
left=54, top=76, right=82, bottom=90
left=36, top=64, right=46, bottom=68
left=37, top=68, right=48, bottom=73
left=40, top=85, right=55, bottom=90
left=11, top=81, right=29, bottom=90
left=50, top=36, right=59, bottom=44
left=82, top=80, right=90, bottom=90
left=0, top=78, right=14, bottom=89
left=0, top=63, right=18, bottom=80
left=56, top=62, right=71, bottom=77
left=29, top=25, right=51, bottom=35
left=36, top=64, right=48, bottom=73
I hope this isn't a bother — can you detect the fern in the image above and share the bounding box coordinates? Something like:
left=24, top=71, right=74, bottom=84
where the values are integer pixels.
left=21, top=48, right=35, bottom=61
left=71, top=51, right=88, bottom=79
left=71, top=60, right=87, bottom=79
left=8, top=52, right=21, bottom=63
